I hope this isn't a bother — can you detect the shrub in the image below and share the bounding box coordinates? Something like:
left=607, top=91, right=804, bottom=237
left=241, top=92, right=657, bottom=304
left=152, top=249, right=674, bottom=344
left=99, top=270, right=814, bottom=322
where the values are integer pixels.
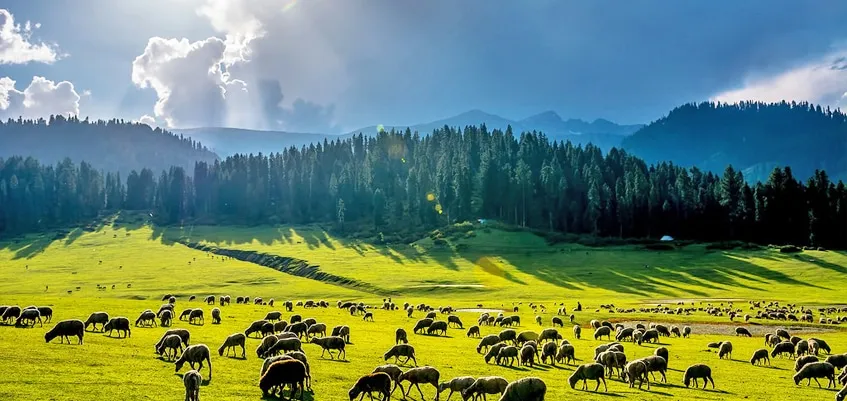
left=778, top=245, right=803, bottom=253
left=464, top=230, right=476, bottom=238
left=432, top=238, right=448, bottom=246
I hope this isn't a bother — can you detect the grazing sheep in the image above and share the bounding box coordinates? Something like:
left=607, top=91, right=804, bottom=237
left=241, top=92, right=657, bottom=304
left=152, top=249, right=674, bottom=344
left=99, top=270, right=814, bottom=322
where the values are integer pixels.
left=157, top=334, right=185, bottom=360
left=0, top=305, right=20, bottom=324
left=556, top=343, right=576, bottom=365
left=385, top=344, right=418, bottom=366
left=211, top=308, right=221, bottom=324
left=837, top=383, right=847, bottom=401
left=539, top=328, right=562, bottom=344
left=795, top=355, right=819, bottom=372
left=189, top=295, right=196, bottom=302
left=670, top=326, right=681, bottom=337
left=654, top=347, right=669, bottom=365
left=655, top=324, right=670, bottom=337
left=624, top=360, right=650, bottom=390
left=260, top=352, right=312, bottom=391
left=590, top=320, right=601, bottom=329
left=264, top=311, right=283, bottom=322
left=551, top=316, right=564, bottom=327
left=535, top=316, right=542, bottom=326
left=14, top=308, right=42, bottom=327
left=135, top=310, right=157, bottom=327
left=183, top=370, right=202, bottom=401
left=541, top=341, right=558, bottom=365
left=438, top=376, right=474, bottom=401
left=218, top=333, right=246, bottom=358
left=498, top=329, right=518, bottom=346
left=179, top=309, right=193, bottom=321
left=776, top=328, right=791, bottom=340
left=399, top=366, right=440, bottom=401
left=264, top=337, right=304, bottom=358
left=573, top=325, right=582, bottom=339
left=719, top=341, right=733, bottom=359
left=373, top=364, right=406, bottom=396
left=156, top=329, right=191, bottom=353
left=84, top=312, right=109, bottom=332
left=797, top=340, right=811, bottom=356
left=750, top=348, right=770, bottom=366
left=350, top=372, right=392, bottom=401
left=484, top=343, right=508, bottom=364
left=395, top=328, right=409, bottom=345
left=683, top=326, right=691, bottom=338
left=683, top=364, right=714, bottom=389
left=188, top=309, right=204, bottom=325
left=809, top=337, right=832, bottom=354
left=427, top=321, right=448, bottom=336
left=496, top=346, right=519, bottom=366
left=497, top=377, right=546, bottom=401
left=736, top=327, right=752, bottom=337
left=159, top=309, right=173, bottom=327
left=638, top=329, right=659, bottom=345
left=274, top=321, right=289, bottom=334
left=462, top=376, right=508, bottom=401
left=330, top=325, right=350, bottom=343
left=772, top=341, right=797, bottom=359
left=568, top=363, right=608, bottom=392
left=287, top=322, right=309, bottom=339
left=256, top=336, right=279, bottom=358
left=596, top=350, right=626, bottom=378
left=103, top=317, right=131, bottom=338
left=793, top=362, right=835, bottom=387
left=175, top=344, right=212, bottom=379
left=616, top=327, right=635, bottom=342
left=204, top=295, right=215, bottom=305
left=476, top=334, right=501, bottom=354
left=306, top=323, right=327, bottom=339
left=641, top=355, right=668, bottom=383
left=311, top=336, right=347, bottom=360
left=516, top=330, right=538, bottom=345
left=447, top=315, right=463, bottom=328
left=594, top=326, right=612, bottom=340
left=259, top=359, right=307, bottom=399
left=825, top=354, right=847, bottom=371
left=290, top=314, right=302, bottom=324
left=45, top=319, right=84, bottom=344
left=520, top=344, right=536, bottom=367
left=414, top=318, right=434, bottom=334
left=466, top=326, right=480, bottom=338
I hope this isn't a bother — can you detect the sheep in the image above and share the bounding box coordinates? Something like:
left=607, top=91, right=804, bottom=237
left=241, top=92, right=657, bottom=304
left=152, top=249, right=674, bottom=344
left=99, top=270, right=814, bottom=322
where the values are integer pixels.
left=556, top=343, right=576, bottom=365
left=837, top=384, right=847, bottom=401
left=670, top=326, right=681, bottom=337
left=596, top=350, right=626, bottom=378
left=496, top=346, right=519, bottom=366
left=306, top=323, right=327, bottom=339
left=218, top=333, right=246, bottom=358
left=155, top=334, right=184, bottom=360
left=809, top=339, right=821, bottom=356
left=183, top=370, right=202, bottom=401
left=476, top=334, right=501, bottom=354
left=256, top=336, right=279, bottom=358
left=535, top=316, right=542, bottom=326
left=573, top=325, right=581, bottom=339
left=809, top=337, right=832, bottom=354
left=797, top=340, right=811, bottom=356
left=135, top=310, right=157, bottom=327
left=261, top=353, right=312, bottom=391
left=654, top=346, right=669, bottom=365
left=447, top=315, right=463, bottom=328
left=398, top=366, right=440, bottom=401
left=772, top=341, right=796, bottom=359
left=385, top=344, right=418, bottom=366
left=188, top=309, right=204, bottom=325
left=640, top=355, right=668, bottom=383
left=407, top=308, right=414, bottom=318
left=795, top=355, right=819, bottom=372
left=655, top=324, right=670, bottom=337
left=616, top=327, right=635, bottom=342
left=427, top=321, right=448, bottom=336
left=683, top=364, right=714, bottom=389
left=719, top=341, right=733, bottom=359
left=211, top=308, right=221, bottom=324
left=0, top=305, right=21, bottom=324
left=264, top=337, right=304, bottom=358
left=794, top=362, right=836, bottom=387
left=437, top=376, right=474, bottom=401
left=520, top=344, right=536, bottom=367
left=159, top=310, right=173, bottom=327
left=515, top=330, right=538, bottom=345
left=14, top=308, right=42, bottom=327
left=594, top=326, right=612, bottom=340
left=736, top=327, right=752, bottom=337
left=329, top=325, right=350, bottom=343
left=414, top=318, right=434, bottom=334
left=462, top=376, right=508, bottom=401
left=776, top=328, right=791, bottom=340
left=175, top=344, right=212, bottom=379
left=484, top=343, right=507, bottom=364
left=274, top=321, right=290, bottom=334
left=541, top=341, right=557, bottom=365
left=750, top=348, right=770, bottom=366
left=497, top=377, right=546, bottom=401
left=373, top=364, right=406, bottom=396
left=825, top=354, right=847, bottom=371
left=37, top=306, right=53, bottom=322
left=624, top=360, right=650, bottom=390
left=45, top=319, right=84, bottom=344
left=204, top=295, right=215, bottom=305
left=539, top=328, right=562, bottom=344
left=590, top=319, right=601, bottom=329
left=349, top=372, right=392, bottom=401
left=311, top=336, right=346, bottom=360
left=638, top=329, right=659, bottom=345
left=84, top=312, right=109, bottom=332
left=103, top=317, right=131, bottom=338
left=259, top=359, right=307, bottom=399
left=156, top=329, right=191, bottom=353
left=189, top=295, right=197, bottom=302
left=287, top=321, right=309, bottom=339
left=179, top=309, right=193, bottom=321
left=683, top=326, right=691, bottom=338
left=391, top=328, right=409, bottom=345
left=466, top=326, right=480, bottom=338
left=568, top=363, right=607, bottom=392
left=425, top=311, right=437, bottom=319
left=290, top=314, right=302, bottom=324
left=264, top=311, right=283, bottom=321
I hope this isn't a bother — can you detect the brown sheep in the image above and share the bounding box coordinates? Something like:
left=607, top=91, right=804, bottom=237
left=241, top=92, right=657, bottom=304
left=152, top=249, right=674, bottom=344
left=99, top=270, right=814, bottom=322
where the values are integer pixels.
left=84, top=312, right=109, bottom=332
left=384, top=344, right=418, bottom=366
left=466, top=326, right=480, bottom=338
left=218, top=333, right=246, bottom=358
left=396, top=328, right=409, bottom=344
left=103, top=317, right=131, bottom=338
left=331, top=325, right=351, bottom=343
left=158, top=334, right=185, bottom=360
left=568, top=363, right=607, bottom=392
left=719, top=341, right=733, bottom=359
left=793, top=362, right=835, bottom=387
left=306, top=323, right=327, bottom=339
left=541, top=341, right=558, bottom=365
left=427, top=321, right=448, bottom=336
left=373, top=364, right=406, bottom=396
left=211, top=308, right=221, bottom=324
left=414, top=318, right=434, bottom=334
left=263, top=337, right=304, bottom=358
left=156, top=329, right=190, bottom=352
left=188, top=309, right=204, bottom=325
left=750, top=348, right=770, bottom=366
left=795, top=355, right=820, bottom=372
left=45, top=319, right=84, bottom=344
left=556, top=343, right=576, bottom=365
left=539, top=328, right=562, bottom=344
left=825, top=354, right=847, bottom=371
left=640, top=355, right=668, bottom=383
left=520, top=344, right=536, bottom=367
left=398, top=366, right=440, bottom=401
left=772, top=341, right=796, bottom=359
left=183, top=370, right=201, bottom=401
left=624, top=360, right=650, bottom=390
left=496, top=346, right=519, bottom=366
left=462, top=376, right=508, bottom=401
left=683, top=364, right=714, bottom=388
left=484, top=343, right=508, bottom=364
left=349, top=372, right=392, bottom=401
left=497, top=377, right=546, bottom=401
left=437, top=376, right=474, bottom=401
left=735, top=327, right=752, bottom=337
left=310, top=336, right=347, bottom=360
left=573, top=325, right=582, bottom=339
left=245, top=320, right=269, bottom=338
left=447, top=315, right=463, bottom=328
left=175, top=344, right=212, bottom=380
left=135, top=310, right=157, bottom=327
left=476, top=334, right=501, bottom=353
left=260, top=359, right=307, bottom=399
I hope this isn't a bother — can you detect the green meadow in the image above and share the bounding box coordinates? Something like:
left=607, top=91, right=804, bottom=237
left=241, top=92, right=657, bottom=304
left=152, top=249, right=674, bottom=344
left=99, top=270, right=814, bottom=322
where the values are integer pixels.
left=0, top=223, right=845, bottom=400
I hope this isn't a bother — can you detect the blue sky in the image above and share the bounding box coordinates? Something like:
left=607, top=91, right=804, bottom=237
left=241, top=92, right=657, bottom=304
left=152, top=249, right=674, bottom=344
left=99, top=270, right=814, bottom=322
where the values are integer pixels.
left=2, top=0, right=847, bottom=133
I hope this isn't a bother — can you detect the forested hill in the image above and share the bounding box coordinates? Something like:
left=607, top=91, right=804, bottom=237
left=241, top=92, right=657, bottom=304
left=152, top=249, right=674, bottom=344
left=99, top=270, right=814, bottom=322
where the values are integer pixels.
left=621, top=101, right=847, bottom=181
left=2, top=125, right=845, bottom=249
left=0, top=116, right=219, bottom=177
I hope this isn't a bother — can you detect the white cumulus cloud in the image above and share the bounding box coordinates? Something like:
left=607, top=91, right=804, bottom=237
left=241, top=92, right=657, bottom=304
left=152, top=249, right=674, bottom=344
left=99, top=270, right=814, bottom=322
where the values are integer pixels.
left=0, top=76, right=80, bottom=120
left=713, top=50, right=847, bottom=109
left=0, top=8, right=60, bottom=64
left=136, top=114, right=157, bottom=126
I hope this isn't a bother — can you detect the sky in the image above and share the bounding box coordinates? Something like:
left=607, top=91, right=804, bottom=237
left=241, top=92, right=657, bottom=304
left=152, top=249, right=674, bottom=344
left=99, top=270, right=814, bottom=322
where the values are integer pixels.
left=1, top=0, right=847, bottom=133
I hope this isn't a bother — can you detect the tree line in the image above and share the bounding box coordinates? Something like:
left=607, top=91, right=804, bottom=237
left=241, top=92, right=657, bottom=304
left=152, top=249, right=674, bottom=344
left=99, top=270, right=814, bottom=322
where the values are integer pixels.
left=0, top=124, right=845, bottom=248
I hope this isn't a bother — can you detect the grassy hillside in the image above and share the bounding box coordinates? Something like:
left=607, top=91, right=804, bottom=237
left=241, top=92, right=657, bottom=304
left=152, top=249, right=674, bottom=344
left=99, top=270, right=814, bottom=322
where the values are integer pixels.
left=0, top=223, right=845, bottom=401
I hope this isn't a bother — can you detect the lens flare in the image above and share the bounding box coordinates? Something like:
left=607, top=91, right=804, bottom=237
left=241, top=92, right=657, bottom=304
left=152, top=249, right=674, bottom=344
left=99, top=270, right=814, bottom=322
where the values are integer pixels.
left=426, top=193, right=436, bottom=202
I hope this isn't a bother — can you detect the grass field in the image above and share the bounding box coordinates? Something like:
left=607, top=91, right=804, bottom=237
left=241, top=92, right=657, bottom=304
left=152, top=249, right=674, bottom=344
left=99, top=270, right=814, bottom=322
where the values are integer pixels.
left=0, top=222, right=845, bottom=401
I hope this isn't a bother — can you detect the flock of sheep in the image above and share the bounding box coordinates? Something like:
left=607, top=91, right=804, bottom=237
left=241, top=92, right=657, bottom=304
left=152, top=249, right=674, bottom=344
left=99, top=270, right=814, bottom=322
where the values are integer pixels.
left=3, top=295, right=847, bottom=400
